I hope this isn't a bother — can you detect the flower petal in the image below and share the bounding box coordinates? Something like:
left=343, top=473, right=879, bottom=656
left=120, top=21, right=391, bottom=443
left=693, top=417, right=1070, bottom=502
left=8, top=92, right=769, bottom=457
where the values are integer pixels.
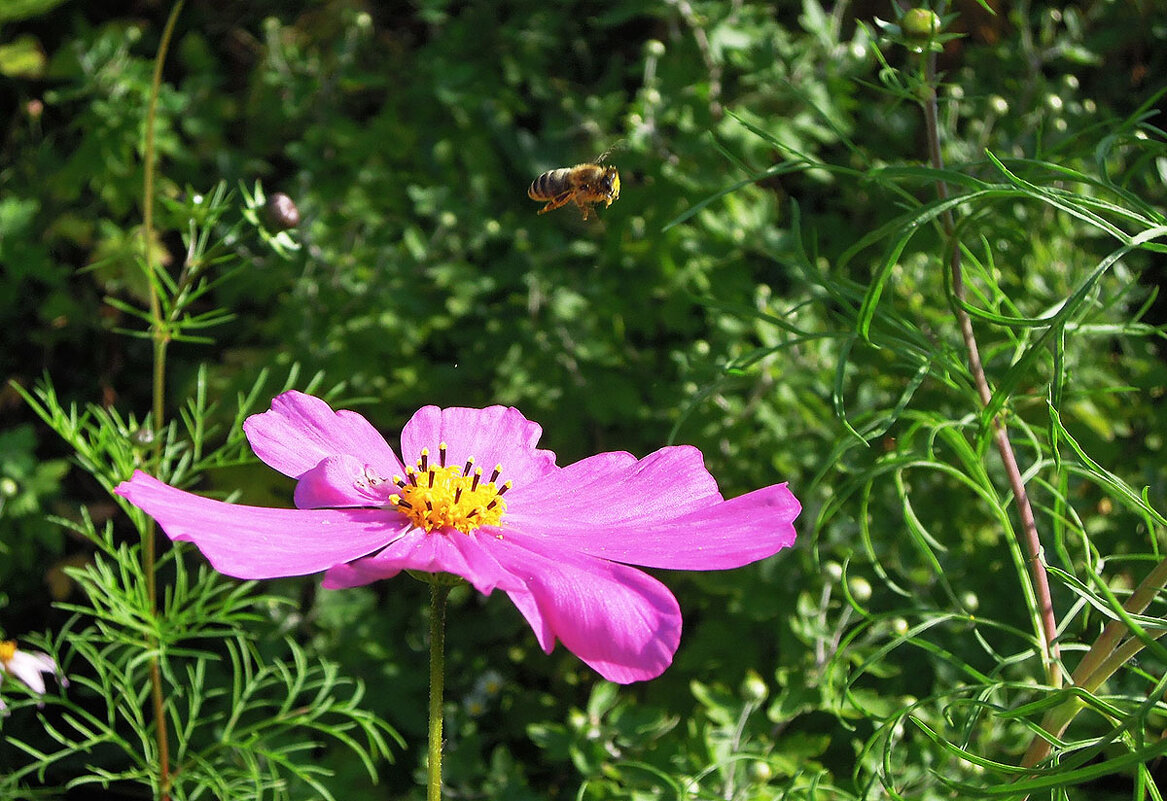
left=491, top=532, right=682, bottom=684
left=243, top=391, right=405, bottom=480
left=115, top=471, right=404, bottom=579
left=7, top=651, right=55, bottom=694
left=507, top=445, right=721, bottom=529
left=293, top=454, right=397, bottom=509
left=322, top=529, right=523, bottom=595
left=399, top=406, right=557, bottom=488
left=512, top=482, right=801, bottom=570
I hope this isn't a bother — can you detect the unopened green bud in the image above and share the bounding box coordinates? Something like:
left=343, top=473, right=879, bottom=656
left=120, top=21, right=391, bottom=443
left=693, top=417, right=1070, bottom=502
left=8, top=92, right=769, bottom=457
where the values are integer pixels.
left=960, top=591, right=979, bottom=612
left=749, top=761, right=774, bottom=783
left=741, top=671, right=768, bottom=703
left=902, top=8, right=941, bottom=40
left=848, top=576, right=873, bottom=603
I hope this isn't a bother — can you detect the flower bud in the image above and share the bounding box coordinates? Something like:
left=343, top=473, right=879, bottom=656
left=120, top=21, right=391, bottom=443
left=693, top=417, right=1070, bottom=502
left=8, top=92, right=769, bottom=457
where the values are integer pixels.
left=749, top=761, right=773, bottom=783
left=902, top=8, right=941, bottom=40
left=848, top=576, right=873, bottom=603
left=264, top=192, right=301, bottom=231
left=741, top=670, right=768, bottom=703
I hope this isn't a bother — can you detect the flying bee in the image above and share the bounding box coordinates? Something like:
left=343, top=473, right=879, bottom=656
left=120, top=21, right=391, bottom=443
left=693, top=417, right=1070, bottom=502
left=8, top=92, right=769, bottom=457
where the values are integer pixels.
left=528, top=157, right=621, bottom=221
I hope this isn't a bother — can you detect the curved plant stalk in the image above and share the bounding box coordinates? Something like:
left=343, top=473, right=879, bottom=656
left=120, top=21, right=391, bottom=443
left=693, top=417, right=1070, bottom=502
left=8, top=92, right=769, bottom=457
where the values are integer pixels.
left=140, top=2, right=185, bottom=797
left=919, top=51, right=1061, bottom=687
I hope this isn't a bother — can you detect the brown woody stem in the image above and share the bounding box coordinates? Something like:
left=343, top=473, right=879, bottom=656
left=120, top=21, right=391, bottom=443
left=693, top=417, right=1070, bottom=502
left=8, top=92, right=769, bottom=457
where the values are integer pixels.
left=920, top=52, right=1062, bottom=688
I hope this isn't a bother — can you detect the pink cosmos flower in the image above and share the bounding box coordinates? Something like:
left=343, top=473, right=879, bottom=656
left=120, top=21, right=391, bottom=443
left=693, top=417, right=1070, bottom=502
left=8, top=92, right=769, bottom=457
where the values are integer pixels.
left=115, top=392, right=800, bottom=683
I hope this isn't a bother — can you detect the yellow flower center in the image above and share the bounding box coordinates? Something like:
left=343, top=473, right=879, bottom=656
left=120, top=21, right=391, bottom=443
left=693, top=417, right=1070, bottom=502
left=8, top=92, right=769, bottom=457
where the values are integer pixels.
left=0, top=640, right=16, bottom=665
left=390, top=443, right=511, bottom=534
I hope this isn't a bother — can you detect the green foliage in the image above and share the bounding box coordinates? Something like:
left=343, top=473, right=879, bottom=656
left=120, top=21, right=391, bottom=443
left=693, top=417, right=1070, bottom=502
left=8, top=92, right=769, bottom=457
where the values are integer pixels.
left=0, top=425, right=68, bottom=522
left=0, top=424, right=69, bottom=613
left=1, top=377, right=399, bottom=800
left=0, top=0, right=71, bottom=25
left=3, top=0, right=1167, bottom=799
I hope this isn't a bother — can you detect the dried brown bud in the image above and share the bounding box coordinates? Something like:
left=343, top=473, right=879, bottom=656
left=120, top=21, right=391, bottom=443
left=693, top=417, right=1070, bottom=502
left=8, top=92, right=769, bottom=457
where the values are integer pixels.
left=264, top=192, right=301, bottom=230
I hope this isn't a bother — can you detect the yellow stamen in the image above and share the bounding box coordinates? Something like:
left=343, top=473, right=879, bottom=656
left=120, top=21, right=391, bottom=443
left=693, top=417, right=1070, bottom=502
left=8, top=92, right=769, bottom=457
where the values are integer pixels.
left=390, top=455, right=508, bottom=534
left=0, top=640, right=17, bottom=664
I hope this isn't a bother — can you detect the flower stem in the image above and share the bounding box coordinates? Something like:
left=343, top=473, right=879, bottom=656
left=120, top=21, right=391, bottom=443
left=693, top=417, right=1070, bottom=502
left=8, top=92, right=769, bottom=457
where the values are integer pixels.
left=1021, top=555, right=1167, bottom=768
left=141, top=3, right=184, bottom=798
left=919, top=51, right=1061, bottom=687
left=427, top=581, right=451, bottom=801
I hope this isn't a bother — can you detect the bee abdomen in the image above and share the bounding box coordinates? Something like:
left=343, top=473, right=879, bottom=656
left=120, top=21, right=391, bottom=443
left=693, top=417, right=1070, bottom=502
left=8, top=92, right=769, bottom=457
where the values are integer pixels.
left=528, top=168, right=572, bottom=200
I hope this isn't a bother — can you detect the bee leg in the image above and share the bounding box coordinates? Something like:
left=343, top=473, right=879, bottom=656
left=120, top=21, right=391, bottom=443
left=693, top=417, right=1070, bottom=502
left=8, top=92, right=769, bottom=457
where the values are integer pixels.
left=537, top=191, right=575, bottom=215
left=575, top=198, right=593, bottom=221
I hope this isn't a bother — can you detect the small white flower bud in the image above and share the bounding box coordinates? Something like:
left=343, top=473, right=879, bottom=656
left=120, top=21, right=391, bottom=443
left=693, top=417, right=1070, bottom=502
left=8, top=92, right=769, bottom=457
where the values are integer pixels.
left=848, top=576, right=873, bottom=603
